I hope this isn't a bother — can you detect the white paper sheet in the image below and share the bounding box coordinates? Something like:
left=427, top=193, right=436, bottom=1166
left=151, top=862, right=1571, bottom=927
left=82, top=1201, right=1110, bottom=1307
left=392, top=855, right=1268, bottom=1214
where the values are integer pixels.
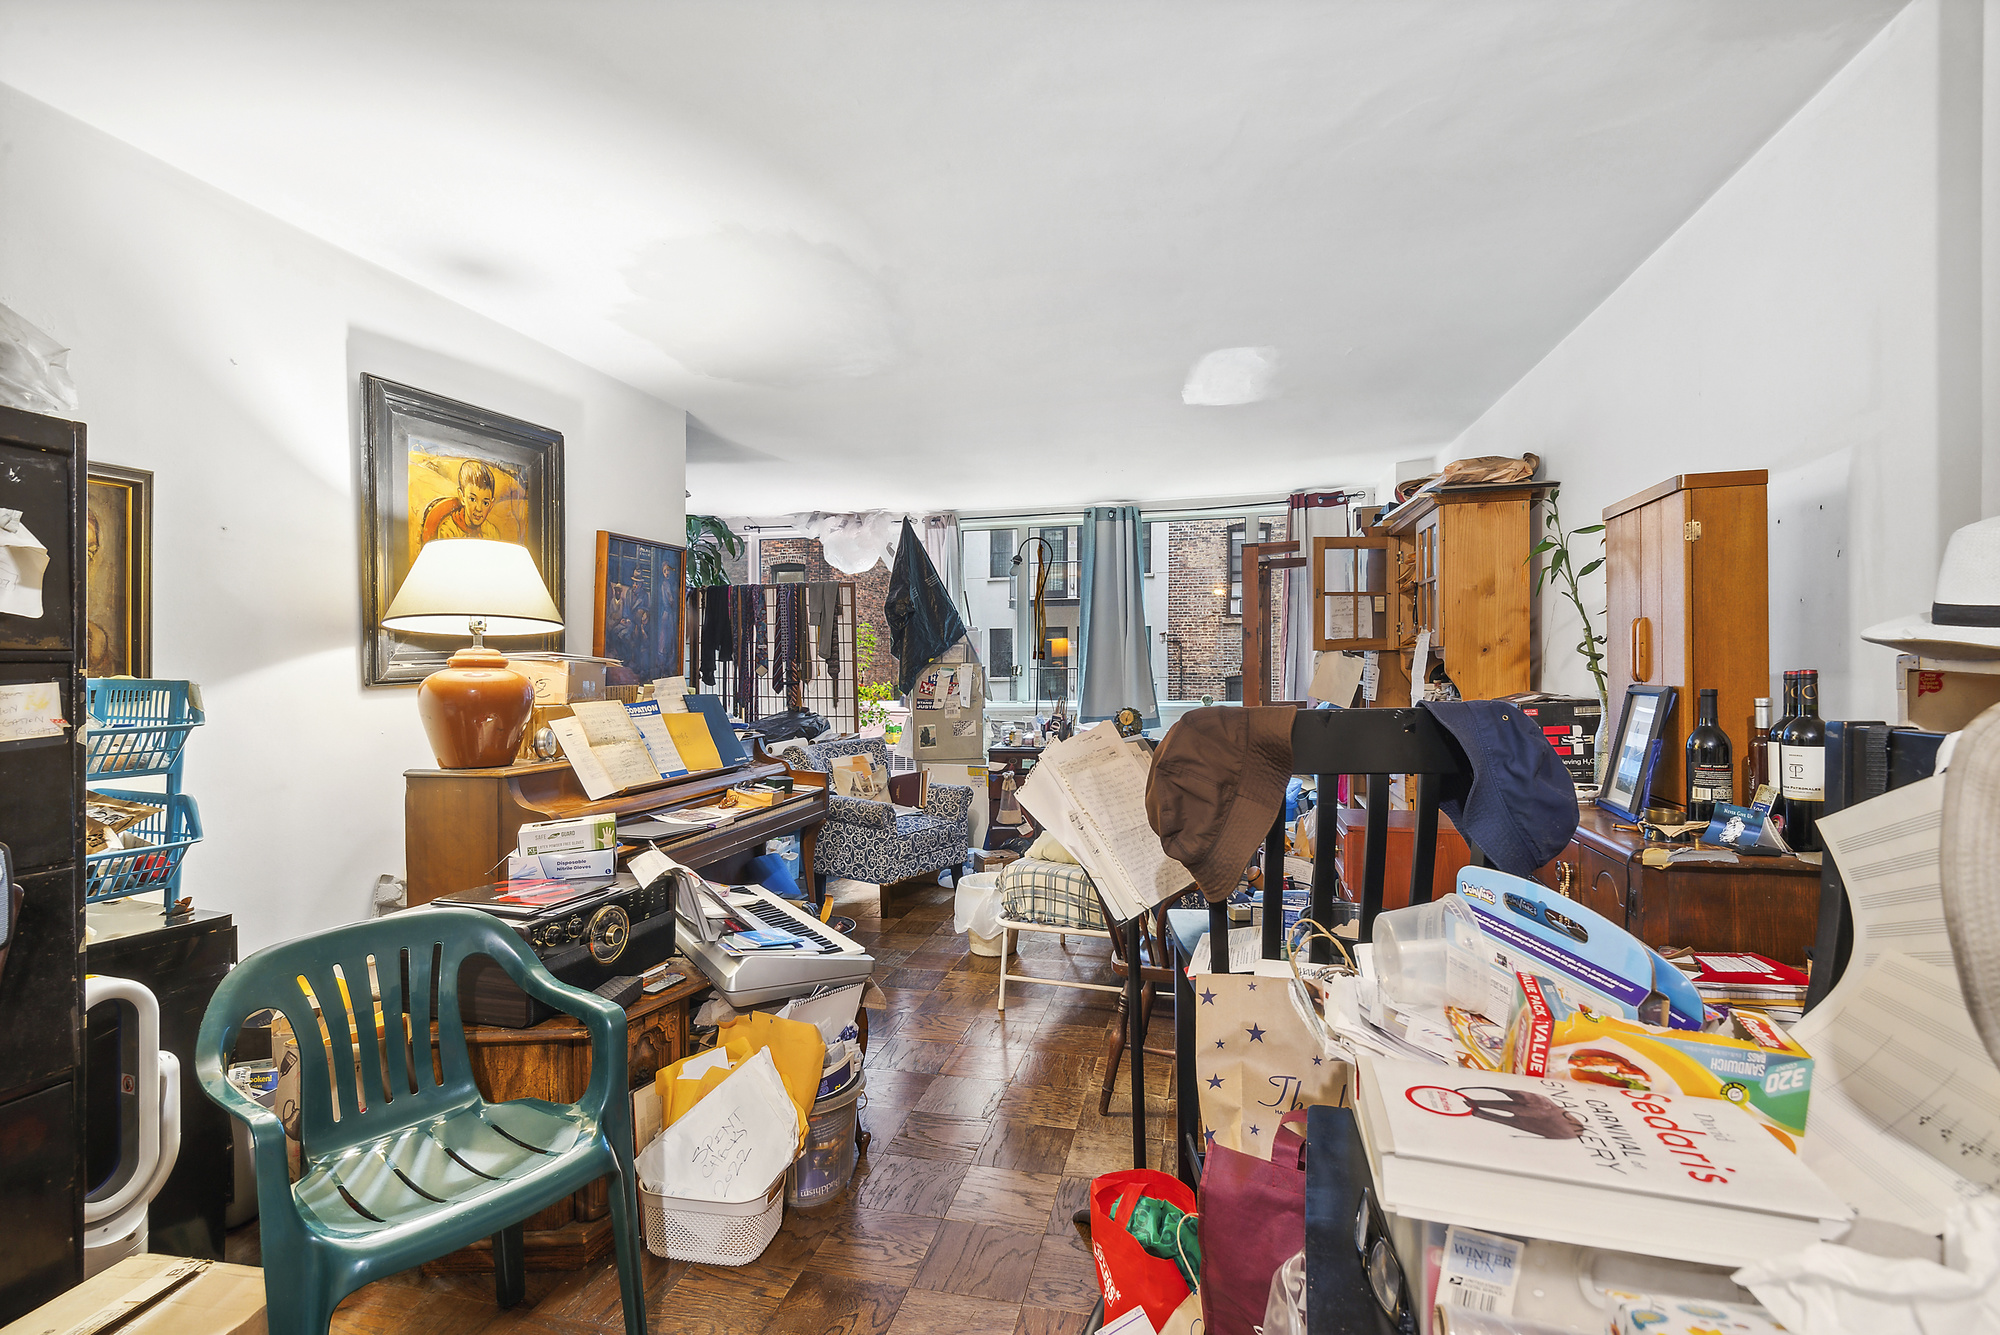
left=636, top=1047, right=797, bottom=1202
left=651, top=677, right=690, bottom=711
left=559, top=701, right=664, bottom=793
left=626, top=701, right=689, bottom=776
left=1799, top=777, right=2000, bottom=1235
left=0, top=509, right=48, bottom=619
left=1309, top=651, right=1364, bottom=706
left=0, top=679, right=65, bottom=742
left=1017, top=723, right=1193, bottom=921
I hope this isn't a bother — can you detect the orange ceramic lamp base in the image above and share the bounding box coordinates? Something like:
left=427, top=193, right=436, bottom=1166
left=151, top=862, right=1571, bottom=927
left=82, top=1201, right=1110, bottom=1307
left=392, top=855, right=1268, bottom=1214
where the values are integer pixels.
left=415, top=645, right=535, bottom=769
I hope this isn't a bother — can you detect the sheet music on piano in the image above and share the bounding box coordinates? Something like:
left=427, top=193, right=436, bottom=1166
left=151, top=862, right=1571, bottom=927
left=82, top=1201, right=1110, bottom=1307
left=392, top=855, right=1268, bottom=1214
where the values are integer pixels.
left=1798, top=776, right=2000, bottom=1234
left=1016, top=723, right=1193, bottom=922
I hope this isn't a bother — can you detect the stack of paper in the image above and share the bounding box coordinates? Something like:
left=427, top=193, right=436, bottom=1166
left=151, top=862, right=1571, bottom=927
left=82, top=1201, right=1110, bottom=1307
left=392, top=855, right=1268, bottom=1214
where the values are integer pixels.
left=1015, top=723, right=1193, bottom=922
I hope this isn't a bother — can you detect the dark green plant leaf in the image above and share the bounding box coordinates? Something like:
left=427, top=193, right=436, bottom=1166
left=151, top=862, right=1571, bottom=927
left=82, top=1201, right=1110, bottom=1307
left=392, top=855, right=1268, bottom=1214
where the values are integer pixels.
left=1573, top=524, right=1604, bottom=535
left=1577, top=558, right=1604, bottom=577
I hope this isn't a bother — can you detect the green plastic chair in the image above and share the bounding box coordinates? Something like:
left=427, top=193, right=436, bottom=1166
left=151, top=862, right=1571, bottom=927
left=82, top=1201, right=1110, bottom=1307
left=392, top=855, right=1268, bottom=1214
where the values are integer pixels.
left=195, top=908, right=647, bottom=1335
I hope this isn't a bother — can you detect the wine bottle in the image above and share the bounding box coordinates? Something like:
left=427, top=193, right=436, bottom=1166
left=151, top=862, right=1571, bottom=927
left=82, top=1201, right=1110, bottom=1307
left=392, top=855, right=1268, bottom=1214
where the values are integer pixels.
left=1684, top=689, right=1733, bottom=823
left=1744, top=696, right=1771, bottom=799
left=1778, top=669, right=1825, bottom=852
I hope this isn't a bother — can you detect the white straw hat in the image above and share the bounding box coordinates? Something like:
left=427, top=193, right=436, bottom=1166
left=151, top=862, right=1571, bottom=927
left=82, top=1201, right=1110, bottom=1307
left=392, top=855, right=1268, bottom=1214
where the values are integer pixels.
left=1862, top=516, right=2000, bottom=659
left=1941, top=703, right=2000, bottom=1067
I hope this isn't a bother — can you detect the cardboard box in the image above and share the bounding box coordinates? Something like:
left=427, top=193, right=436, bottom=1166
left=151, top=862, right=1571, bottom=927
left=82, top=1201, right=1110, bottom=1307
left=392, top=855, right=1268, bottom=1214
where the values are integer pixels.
left=1, top=1255, right=266, bottom=1335
left=1501, top=692, right=1602, bottom=784
left=508, top=656, right=608, bottom=705
left=517, top=813, right=616, bottom=857
left=1504, top=971, right=1815, bottom=1138
left=1896, top=653, right=2000, bottom=732
left=507, top=848, right=616, bottom=881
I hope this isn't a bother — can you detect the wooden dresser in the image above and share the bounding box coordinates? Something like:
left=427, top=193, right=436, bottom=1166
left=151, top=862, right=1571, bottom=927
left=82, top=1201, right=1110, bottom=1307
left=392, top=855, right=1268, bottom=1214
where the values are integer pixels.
left=1332, top=803, right=1819, bottom=967
left=1378, top=482, right=1546, bottom=701
left=427, top=969, right=710, bottom=1273
left=1533, top=806, right=1819, bottom=967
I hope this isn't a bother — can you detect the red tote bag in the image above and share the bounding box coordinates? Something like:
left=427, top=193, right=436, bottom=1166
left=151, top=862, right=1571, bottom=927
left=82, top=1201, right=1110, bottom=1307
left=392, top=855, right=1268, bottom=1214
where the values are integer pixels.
left=1089, top=1169, right=1201, bottom=1334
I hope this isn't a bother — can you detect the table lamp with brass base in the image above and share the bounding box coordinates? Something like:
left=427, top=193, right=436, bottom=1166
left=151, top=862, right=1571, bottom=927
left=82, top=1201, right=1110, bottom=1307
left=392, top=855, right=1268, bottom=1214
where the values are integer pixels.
left=381, top=539, right=565, bottom=769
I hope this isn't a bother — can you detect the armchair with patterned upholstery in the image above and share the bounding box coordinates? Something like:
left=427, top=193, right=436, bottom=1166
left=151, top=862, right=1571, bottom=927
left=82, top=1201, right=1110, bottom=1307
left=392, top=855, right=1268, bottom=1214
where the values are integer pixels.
left=797, top=737, right=973, bottom=903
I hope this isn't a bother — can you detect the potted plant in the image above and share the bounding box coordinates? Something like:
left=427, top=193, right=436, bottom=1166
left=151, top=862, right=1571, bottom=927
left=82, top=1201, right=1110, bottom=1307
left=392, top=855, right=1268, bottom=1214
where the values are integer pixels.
left=1530, top=488, right=1610, bottom=781
left=686, top=515, right=742, bottom=587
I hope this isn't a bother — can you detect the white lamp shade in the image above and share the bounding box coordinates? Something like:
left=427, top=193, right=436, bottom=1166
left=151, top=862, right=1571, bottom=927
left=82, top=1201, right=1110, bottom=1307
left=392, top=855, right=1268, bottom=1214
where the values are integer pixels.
left=381, top=539, right=564, bottom=637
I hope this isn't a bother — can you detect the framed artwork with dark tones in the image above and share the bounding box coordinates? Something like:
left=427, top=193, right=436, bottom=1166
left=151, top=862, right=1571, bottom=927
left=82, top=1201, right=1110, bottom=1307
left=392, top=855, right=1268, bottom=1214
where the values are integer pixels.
left=360, top=375, right=565, bottom=686
left=594, top=531, right=685, bottom=685
left=84, top=463, right=152, bottom=677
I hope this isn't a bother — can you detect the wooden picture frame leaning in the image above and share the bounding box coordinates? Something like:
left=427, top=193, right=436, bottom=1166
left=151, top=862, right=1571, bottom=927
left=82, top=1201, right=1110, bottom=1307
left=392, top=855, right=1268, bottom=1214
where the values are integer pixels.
left=593, top=531, right=685, bottom=687
left=84, top=461, right=152, bottom=677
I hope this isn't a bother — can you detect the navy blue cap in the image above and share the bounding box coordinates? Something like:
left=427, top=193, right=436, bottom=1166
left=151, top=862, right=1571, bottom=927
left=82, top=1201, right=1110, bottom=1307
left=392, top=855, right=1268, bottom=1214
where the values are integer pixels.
left=1419, top=700, right=1579, bottom=876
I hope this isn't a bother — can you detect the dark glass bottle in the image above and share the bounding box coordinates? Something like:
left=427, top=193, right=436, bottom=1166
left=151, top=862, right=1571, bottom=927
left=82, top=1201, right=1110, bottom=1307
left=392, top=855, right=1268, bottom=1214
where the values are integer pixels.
left=1777, top=669, right=1825, bottom=852
left=1744, top=696, right=1771, bottom=801
left=1768, top=673, right=1798, bottom=819
left=1685, top=689, right=1733, bottom=823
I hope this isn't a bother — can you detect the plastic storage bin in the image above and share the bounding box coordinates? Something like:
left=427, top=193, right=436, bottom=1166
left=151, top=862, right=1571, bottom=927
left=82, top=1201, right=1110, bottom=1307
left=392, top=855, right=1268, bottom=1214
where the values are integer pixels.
left=84, top=679, right=204, bottom=776
left=641, top=1173, right=786, bottom=1265
left=786, top=1072, right=865, bottom=1210
left=84, top=789, right=203, bottom=904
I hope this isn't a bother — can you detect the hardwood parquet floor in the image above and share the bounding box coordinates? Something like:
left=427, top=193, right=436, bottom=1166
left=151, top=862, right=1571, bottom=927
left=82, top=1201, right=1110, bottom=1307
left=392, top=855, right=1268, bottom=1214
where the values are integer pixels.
left=226, top=877, right=1175, bottom=1335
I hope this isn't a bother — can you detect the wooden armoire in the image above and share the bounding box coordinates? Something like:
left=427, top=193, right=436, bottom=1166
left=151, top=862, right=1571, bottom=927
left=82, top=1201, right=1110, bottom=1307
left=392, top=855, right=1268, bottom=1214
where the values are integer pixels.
left=1602, top=471, right=1770, bottom=808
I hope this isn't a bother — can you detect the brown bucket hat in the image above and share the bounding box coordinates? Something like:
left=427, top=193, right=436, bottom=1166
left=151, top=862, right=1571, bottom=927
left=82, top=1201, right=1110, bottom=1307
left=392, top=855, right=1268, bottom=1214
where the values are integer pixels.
left=1145, top=706, right=1295, bottom=902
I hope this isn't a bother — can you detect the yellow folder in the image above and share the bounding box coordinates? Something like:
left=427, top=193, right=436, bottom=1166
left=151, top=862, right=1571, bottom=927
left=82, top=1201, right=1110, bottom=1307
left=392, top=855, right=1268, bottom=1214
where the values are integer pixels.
left=662, top=711, right=724, bottom=772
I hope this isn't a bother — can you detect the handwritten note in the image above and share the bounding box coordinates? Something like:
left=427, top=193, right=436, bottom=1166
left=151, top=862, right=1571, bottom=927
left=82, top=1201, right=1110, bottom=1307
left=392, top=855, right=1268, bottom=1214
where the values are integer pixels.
left=0, top=680, right=65, bottom=743
left=635, top=1047, right=798, bottom=1202
left=559, top=701, right=667, bottom=795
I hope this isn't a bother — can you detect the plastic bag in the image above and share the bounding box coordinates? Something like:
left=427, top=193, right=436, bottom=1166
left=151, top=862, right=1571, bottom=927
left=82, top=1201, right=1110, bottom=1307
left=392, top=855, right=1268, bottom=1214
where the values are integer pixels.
left=0, top=303, right=78, bottom=415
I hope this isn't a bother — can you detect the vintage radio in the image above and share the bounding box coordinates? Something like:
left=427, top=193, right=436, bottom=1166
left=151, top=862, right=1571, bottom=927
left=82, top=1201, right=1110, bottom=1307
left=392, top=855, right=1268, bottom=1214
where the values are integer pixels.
left=436, top=873, right=679, bottom=1028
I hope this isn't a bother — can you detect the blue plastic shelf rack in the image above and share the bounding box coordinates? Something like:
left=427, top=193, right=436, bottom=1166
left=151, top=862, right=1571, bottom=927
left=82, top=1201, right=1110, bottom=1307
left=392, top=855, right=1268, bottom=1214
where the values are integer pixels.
left=84, top=678, right=205, bottom=906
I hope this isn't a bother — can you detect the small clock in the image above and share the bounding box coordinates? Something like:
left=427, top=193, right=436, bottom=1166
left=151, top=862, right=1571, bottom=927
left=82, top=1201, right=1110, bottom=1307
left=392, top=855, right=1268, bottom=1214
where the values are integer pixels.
left=1113, top=706, right=1144, bottom=737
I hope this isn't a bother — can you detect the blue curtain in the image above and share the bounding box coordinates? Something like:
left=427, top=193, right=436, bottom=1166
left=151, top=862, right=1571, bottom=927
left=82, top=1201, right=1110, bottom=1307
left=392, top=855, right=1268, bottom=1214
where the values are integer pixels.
left=1077, top=505, right=1159, bottom=726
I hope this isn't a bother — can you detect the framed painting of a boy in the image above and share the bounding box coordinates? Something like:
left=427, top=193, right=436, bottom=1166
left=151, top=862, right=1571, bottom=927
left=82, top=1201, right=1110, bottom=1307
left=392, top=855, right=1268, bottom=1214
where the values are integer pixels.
left=360, top=375, right=565, bottom=686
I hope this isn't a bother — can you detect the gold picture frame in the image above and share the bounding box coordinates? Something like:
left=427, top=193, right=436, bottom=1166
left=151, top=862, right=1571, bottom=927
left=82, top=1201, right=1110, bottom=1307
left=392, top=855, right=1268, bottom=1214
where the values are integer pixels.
left=85, top=462, right=152, bottom=677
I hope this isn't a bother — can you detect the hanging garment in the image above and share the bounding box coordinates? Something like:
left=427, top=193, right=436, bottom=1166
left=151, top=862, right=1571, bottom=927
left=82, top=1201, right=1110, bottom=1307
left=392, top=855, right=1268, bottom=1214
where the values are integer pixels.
left=885, top=517, right=967, bottom=696
left=730, top=584, right=765, bottom=720
left=696, top=584, right=733, bottom=687
left=807, top=582, right=841, bottom=681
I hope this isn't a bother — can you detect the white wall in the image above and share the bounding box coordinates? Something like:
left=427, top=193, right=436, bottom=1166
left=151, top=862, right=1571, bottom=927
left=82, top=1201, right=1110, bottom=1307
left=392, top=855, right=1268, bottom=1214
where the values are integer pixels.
left=1446, top=0, right=1986, bottom=724
left=0, top=85, right=687, bottom=952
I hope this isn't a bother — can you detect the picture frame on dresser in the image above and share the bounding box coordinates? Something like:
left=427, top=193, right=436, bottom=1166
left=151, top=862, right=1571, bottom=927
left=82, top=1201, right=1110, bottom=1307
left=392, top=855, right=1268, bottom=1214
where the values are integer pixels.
left=84, top=462, right=151, bottom=677
left=1598, top=683, right=1676, bottom=822
left=359, top=375, right=565, bottom=686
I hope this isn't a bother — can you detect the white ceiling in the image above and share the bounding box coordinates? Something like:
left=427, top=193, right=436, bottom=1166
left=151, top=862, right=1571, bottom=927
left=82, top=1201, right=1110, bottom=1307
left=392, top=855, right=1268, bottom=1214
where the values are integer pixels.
left=0, top=1, right=1905, bottom=514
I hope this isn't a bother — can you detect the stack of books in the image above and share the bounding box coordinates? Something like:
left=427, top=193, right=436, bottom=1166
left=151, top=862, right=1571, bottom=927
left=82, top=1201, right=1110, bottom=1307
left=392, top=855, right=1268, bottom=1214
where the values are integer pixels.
left=1665, top=950, right=1809, bottom=1024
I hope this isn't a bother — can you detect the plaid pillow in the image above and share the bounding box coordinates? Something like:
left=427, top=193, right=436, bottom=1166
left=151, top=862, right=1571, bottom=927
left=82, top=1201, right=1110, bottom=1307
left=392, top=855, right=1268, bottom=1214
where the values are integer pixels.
left=997, top=857, right=1106, bottom=930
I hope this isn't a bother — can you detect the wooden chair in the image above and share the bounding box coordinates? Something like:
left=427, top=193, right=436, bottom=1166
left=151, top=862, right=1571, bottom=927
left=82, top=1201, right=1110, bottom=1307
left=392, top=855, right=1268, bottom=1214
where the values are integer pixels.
left=1167, top=707, right=1481, bottom=1188
left=1096, top=894, right=1177, bottom=1116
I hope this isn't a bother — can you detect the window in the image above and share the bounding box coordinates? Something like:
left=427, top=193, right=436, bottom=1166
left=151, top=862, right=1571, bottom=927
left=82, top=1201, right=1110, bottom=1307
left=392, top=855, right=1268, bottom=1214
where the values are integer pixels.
left=989, top=528, right=1015, bottom=578
left=1227, top=521, right=1271, bottom=616
left=989, top=627, right=1015, bottom=679
left=1039, top=526, right=1071, bottom=598
left=771, top=561, right=806, bottom=583
left=1140, top=522, right=1152, bottom=574
left=1224, top=673, right=1243, bottom=702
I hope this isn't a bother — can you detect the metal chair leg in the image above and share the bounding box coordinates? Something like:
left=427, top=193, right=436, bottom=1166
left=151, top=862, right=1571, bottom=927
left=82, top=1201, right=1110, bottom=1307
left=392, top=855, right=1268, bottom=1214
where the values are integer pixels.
left=492, top=1221, right=525, bottom=1310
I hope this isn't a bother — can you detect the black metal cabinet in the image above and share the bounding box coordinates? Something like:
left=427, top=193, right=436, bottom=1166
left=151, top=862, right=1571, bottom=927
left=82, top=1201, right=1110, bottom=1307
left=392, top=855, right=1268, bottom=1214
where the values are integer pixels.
left=86, top=910, right=238, bottom=1258
left=0, top=404, right=88, bottom=1324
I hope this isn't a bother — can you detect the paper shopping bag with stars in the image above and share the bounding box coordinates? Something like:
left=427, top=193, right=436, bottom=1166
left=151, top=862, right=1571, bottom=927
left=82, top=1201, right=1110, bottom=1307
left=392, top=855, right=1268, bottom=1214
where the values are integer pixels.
left=1193, top=969, right=1350, bottom=1153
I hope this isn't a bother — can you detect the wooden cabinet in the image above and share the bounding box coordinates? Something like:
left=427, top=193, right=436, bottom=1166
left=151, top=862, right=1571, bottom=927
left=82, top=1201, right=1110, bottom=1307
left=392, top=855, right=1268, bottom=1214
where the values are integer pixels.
left=1603, top=472, right=1769, bottom=807
left=1332, top=808, right=1473, bottom=912
left=1374, top=483, right=1545, bottom=701
left=426, top=971, right=707, bottom=1273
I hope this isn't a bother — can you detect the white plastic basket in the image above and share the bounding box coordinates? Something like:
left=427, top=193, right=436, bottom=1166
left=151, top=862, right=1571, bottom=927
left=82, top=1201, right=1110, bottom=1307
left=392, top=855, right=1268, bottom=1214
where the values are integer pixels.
left=640, top=1172, right=786, bottom=1265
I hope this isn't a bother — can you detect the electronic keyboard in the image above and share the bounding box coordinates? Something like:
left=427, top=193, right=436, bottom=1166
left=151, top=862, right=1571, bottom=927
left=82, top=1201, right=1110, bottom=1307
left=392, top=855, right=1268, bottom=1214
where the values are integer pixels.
left=677, top=883, right=874, bottom=1006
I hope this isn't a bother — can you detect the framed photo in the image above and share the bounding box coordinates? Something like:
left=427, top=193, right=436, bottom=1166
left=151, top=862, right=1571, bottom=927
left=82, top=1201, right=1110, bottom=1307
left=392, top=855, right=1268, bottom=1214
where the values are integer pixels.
left=593, top=531, right=685, bottom=686
left=360, top=375, right=564, bottom=686
left=1597, top=683, right=1678, bottom=822
left=85, top=463, right=152, bottom=677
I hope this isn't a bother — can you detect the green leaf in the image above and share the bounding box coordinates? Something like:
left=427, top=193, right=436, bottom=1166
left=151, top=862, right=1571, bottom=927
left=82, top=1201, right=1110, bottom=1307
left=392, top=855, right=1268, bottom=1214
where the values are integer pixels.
left=1530, top=538, right=1558, bottom=555
left=1573, top=524, right=1604, bottom=535
left=1549, top=548, right=1568, bottom=570
left=1577, top=558, right=1604, bottom=577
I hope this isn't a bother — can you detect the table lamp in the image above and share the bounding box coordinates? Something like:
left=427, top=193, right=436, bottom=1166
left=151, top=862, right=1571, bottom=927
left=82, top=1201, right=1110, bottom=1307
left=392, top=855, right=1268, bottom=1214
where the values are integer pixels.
left=381, top=539, right=564, bottom=769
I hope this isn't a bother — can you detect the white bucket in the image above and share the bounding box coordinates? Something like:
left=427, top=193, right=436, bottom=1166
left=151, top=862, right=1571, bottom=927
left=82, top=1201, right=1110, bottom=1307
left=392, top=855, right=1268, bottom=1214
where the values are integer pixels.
left=969, top=927, right=1007, bottom=957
